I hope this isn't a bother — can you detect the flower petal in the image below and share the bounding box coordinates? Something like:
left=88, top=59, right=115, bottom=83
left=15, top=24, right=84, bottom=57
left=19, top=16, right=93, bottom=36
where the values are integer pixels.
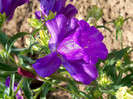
left=84, top=42, right=108, bottom=61
left=74, top=20, right=104, bottom=48
left=74, top=20, right=108, bottom=63
left=66, top=17, right=79, bottom=37
left=35, top=11, right=41, bottom=20
left=52, top=0, right=66, bottom=13
left=59, top=4, right=78, bottom=19
left=57, top=34, right=84, bottom=61
left=38, top=0, right=66, bottom=15
left=5, top=76, right=10, bottom=87
left=32, top=52, right=61, bottom=77
left=62, top=59, right=98, bottom=85
left=5, top=77, right=23, bottom=99
left=0, top=0, right=29, bottom=20
left=46, top=14, right=68, bottom=51
left=5, top=77, right=17, bottom=89
left=38, top=0, right=56, bottom=15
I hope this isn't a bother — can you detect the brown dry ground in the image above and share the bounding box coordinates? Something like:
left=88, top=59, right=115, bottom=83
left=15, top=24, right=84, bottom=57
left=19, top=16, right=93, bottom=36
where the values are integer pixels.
left=2, top=0, right=133, bottom=99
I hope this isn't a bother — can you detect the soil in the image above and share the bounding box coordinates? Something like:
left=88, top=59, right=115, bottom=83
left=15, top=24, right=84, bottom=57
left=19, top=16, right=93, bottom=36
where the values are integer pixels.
left=2, top=0, right=133, bottom=98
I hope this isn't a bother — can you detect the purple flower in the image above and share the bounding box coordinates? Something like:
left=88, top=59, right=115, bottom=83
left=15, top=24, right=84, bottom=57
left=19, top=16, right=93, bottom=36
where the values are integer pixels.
left=0, top=0, right=29, bottom=20
left=35, top=0, right=77, bottom=20
left=32, top=14, right=108, bottom=85
left=5, top=77, right=23, bottom=99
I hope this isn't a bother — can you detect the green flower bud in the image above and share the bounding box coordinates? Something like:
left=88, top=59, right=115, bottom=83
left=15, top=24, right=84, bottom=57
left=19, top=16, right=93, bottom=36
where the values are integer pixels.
left=94, top=89, right=102, bottom=98
left=98, top=73, right=112, bottom=87
left=0, top=42, right=5, bottom=52
left=114, top=15, right=124, bottom=29
left=116, top=86, right=133, bottom=99
left=87, top=17, right=97, bottom=26
left=25, top=37, right=40, bottom=51
left=44, top=11, right=56, bottom=21
left=39, top=30, right=50, bottom=46
left=116, top=60, right=122, bottom=67
left=28, top=17, right=43, bottom=29
left=4, top=94, right=13, bottom=99
left=88, top=5, right=103, bottom=21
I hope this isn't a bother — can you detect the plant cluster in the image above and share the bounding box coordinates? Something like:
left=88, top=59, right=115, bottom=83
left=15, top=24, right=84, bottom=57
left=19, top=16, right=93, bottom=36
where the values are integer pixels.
left=0, top=0, right=132, bottom=99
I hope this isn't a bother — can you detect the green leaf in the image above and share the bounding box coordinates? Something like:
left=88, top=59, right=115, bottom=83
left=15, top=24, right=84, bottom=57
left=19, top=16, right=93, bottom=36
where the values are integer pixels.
left=96, top=25, right=112, bottom=33
left=26, top=42, right=39, bottom=54
left=0, top=71, right=21, bottom=81
left=67, top=80, right=80, bottom=99
left=116, top=29, right=121, bottom=40
left=0, top=92, right=4, bottom=98
left=0, top=13, right=6, bottom=28
left=68, top=80, right=79, bottom=93
left=11, top=48, right=27, bottom=55
left=79, top=91, right=90, bottom=99
left=5, top=32, right=32, bottom=54
left=104, top=64, right=117, bottom=82
left=0, top=62, right=17, bottom=71
left=9, top=72, right=15, bottom=97
left=18, top=55, right=35, bottom=64
left=19, top=49, right=28, bottom=55
left=22, top=77, right=32, bottom=99
left=99, top=88, right=115, bottom=95
left=121, top=74, right=133, bottom=85
left=107, top=47, right=130, bottom=60
left=0, top=82, right=5, bottom=92
left=124, top=17, right=132, bottom=22
left=40, top=82, right=51, bottom=99
left=32, top=29, right=40, bottom=36
left=0, top=32, right=8, bottom=46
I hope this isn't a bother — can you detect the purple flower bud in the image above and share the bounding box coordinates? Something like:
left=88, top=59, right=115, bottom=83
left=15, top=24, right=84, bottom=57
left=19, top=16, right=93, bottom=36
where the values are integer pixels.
left=17, top=67, right=35, bottom=78
left=36, top=0, right=77, bottom=20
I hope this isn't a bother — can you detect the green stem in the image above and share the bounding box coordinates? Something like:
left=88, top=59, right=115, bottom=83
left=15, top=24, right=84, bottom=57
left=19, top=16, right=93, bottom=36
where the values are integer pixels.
left=4, top=50, right=16, bottom=64
left=14, top=77, right=25, bottom=95
left=34, top=82, right=47, bottom=99
left=5, top=55, right=94, bottom=99
left=17, top=65, right=88, bottom=98
left=116, top=71, right=123, bottom=84
left=120, top=29, right=123, bottom=49
left=38, top=77, right=87, bottom=99
left=96, top=25, right=112, bottom=33
left=17, top=63, right=96, bottom=86
left=9, top=72, right=15, bottom=97
left=50, top=74, right=96, bottom=86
